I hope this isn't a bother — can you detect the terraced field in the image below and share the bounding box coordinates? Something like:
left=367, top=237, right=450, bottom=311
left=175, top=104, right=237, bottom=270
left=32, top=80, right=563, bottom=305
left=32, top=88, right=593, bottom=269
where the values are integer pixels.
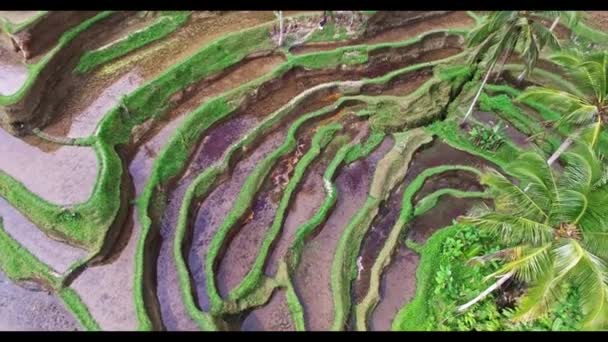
left=0, top=10, right=607, bottom=331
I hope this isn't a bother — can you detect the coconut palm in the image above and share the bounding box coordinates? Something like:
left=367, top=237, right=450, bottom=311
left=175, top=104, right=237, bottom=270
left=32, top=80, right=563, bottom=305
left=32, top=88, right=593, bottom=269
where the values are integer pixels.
left=518, top=49, right=608, bottom=165
left=457, top=139, right=608, bottom=330
left=462, top=11, right=575, bottom=123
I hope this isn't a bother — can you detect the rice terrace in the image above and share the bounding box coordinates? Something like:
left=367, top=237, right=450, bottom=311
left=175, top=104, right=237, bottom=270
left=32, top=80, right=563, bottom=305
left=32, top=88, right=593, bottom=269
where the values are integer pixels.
left=1, top=10, right=608, bottom=331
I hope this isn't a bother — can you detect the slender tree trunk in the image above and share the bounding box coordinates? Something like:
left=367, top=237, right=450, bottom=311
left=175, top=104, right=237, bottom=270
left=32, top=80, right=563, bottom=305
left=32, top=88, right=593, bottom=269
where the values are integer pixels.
left=456, top=271, right=514, bottom=313
left=547, top=129, right=581, bottom=165
left=462, top=59, right=497, bottom=123
left=277, top=11, right=284, bottom=47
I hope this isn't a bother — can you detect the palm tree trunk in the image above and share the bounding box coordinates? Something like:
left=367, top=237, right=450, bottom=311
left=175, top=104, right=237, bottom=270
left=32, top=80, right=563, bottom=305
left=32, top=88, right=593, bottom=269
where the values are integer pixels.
left=547, top=128, right=581, bottom=165
left=462, top=59, right=497, bottom=123
left=456, top=271, right=514, bottom=313
left=277, top=11, right=284, bottom=47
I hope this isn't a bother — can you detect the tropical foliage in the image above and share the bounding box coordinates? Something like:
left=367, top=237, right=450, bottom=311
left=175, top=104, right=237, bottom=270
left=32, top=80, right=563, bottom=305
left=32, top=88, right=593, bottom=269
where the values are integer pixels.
left=460, top=140, right=608, bottom=329
left=518, top=49, right=608, bottom=150
left=462, top=11, right=574, bottom=123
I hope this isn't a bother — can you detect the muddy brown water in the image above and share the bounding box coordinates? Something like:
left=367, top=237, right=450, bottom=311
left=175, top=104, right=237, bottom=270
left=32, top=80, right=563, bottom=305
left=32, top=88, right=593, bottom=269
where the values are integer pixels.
left=0, top=46, right=28, bottom=96
left=472, top=111, right=530, bottom=148
left=369, top=246, right=419, bottom=331
left=214, top=102, right=349, bottom=298
left=414, top=170, right=483, bottom=202
left=179, top=39, right=458, bottom=316
left=264, top=121, right=371, bottom=277
left=291, top=11, right=473, bottom=55
left=293, top=136, right=394, bottom=331
left=356, top=140, right=492, bottom=330
left=187, top=128, right=286, bottom=314
left=0, top=126, right=97, bottom=205
left=68, top=114, right=186, bottom=331
left=0, top=197, right=87, bottom=274
left=0, top=271, right=81, bottom=331
left=240, top=289, right=294, bottom=331
left=66, top=45, right=281, bottom=330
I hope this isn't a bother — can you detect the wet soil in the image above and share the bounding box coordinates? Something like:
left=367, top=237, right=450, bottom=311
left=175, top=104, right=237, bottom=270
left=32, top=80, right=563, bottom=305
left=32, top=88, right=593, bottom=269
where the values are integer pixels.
left=407, top=195, right=482, bottom=244
left=188, top=128, right=286, bottom=313
left=585, top=11, right=608, bottom=32
left=369, top=246, right=419, bottom=331
left=41, top=71, right=145, bottom=139
left=68, top=119, right=183, bottom=331
left=0, top=271, right=81, bottom=331
left=291, top=11, right=473, bottom=55
left=240, top=289, right=294, bottom=331
left=264, top=121, right=371, bottom=277
left=0, top=46, right=28, bottom=96
left=0, top=126, right=98, bottom=205
left=293, top=136, right=394, bottom=331
left=96, top=11, right=278, bottom=81
left=0, top=197, right=87, bottom=274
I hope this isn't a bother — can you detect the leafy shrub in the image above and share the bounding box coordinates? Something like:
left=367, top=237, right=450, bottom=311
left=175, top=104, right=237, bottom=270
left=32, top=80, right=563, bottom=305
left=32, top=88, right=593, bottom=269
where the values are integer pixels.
left=468, top=122, right=505, bottom=151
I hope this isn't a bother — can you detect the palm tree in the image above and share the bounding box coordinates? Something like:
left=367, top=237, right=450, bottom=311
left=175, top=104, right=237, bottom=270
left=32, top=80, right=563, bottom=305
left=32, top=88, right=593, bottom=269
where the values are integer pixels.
left=462, top=11, right=569, bottom=123
left=456, top=139, right=608, bottom=330
left=518, top=49, right=608, bottom=165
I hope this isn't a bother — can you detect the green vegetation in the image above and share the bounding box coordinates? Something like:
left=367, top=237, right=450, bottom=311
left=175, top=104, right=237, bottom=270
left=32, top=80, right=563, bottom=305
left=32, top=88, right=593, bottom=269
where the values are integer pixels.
left=3, top=9, right=608, bottom=332
left=75, top=12, right=191, bottom=74
left=460, top=142, right=608, bottom=329
left=0, top=218, right=101, bottom=330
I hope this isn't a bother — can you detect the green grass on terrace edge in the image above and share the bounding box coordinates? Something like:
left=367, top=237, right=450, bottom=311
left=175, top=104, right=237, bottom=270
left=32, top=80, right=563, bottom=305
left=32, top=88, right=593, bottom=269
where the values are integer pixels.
left=227, top=123, right=343, bottom=301
left=0, top=219, right=100, bottom=331
left=134, top=27, right=470, bottom=329
left=354, top=164, right=482, bottom=331
left=0, top=11, right=47, bottom=34
left=330, top=129, right=433, bottom=331
left=413, top=188, right=489, bottom=217
left=74, top=12, right=191, bottom=74
left=0, top=11, right=114, bottom=105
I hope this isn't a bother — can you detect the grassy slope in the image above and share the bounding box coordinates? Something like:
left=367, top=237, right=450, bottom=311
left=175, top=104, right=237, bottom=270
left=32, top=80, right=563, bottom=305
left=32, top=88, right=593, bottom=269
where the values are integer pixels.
left=75, top=12, right=191, bottom=74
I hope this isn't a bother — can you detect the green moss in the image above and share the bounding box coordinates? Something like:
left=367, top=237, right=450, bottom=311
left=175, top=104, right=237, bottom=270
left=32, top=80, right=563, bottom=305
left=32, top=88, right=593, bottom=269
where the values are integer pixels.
left=206, top=104, right=347, bottom=313
left=58, top=287, right=101, bottom=331
left=1, top=11, right=47, bottom=34
left=414, top=188, right=489, bottom=217
left=0, top=219, right=100, bottom=331
left=228, top=123, right=343, bottom=301
left=137, top=25, right=474, bottom=329
left=75, top=12, right=191, bottom=74
left=307, top=21, right=350, bottom=43
left=0, top=11, right=114, bottom=105
left=0, top=218, right=60, bottom=289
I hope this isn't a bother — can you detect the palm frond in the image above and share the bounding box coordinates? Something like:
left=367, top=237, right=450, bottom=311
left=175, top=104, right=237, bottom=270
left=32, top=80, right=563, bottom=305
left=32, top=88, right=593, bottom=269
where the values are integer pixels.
left=460, top=213, right=554, bottom=246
